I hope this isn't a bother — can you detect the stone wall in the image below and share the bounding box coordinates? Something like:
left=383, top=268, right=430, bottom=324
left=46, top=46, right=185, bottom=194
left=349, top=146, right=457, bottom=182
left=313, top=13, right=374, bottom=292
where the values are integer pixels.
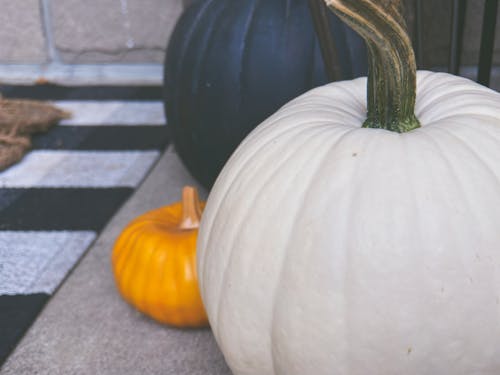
left=0, top=0, right=183, bottom=65
left=0, top=0, right=48, bottom=63
left=0, top=1, right=498, bottom=81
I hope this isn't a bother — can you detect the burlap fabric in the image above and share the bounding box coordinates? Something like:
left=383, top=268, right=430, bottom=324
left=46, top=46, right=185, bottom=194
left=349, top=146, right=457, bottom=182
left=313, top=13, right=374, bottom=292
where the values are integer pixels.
left=0, top=98, right=71, bottom=171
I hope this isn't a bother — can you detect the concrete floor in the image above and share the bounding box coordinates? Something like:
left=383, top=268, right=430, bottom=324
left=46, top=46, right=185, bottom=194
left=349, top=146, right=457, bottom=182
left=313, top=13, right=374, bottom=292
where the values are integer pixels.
left=0, top=147, right=232, bottom=375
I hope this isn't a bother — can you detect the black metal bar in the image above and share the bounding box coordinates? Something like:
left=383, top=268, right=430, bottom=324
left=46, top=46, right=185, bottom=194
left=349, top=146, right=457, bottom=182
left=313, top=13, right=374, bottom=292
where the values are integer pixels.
left=448, top=0, right=467, bottom=74
left=308, top=0, right=342, bottom=82
left=414, top=0, right=424, bottom=68
left=477, top=0, right=499, bottom=86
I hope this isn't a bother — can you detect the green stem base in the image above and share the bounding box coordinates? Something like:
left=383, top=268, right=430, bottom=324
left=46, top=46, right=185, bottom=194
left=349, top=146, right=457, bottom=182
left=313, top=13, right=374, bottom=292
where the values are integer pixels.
left=325, top=0, right=421, bottom=133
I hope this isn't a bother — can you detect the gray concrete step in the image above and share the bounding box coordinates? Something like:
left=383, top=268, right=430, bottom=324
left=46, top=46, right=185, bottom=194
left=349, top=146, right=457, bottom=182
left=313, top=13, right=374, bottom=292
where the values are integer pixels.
left=0, top=147, right=231, bottom=375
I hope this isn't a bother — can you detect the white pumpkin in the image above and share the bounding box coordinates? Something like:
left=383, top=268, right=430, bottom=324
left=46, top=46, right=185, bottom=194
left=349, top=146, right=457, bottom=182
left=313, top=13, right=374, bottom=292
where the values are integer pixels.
left=197, top=1, right=500, bottom=374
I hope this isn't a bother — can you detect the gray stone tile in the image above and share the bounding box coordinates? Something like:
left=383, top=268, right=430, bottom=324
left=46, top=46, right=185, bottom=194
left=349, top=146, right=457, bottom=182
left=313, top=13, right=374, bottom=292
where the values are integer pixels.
left=0, top=0, right=48, bottom=63
left=50, top=0, right=183, bottom=64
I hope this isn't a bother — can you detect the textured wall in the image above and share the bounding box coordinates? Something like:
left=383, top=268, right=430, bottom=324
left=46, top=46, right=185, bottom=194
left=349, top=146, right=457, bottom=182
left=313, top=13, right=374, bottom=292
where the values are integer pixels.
left=50, top=0, right=183, bottom=63
left=0, top=0, right=183, bottom=65
left=0, top=1, right=497, bottom=68
left=0, top=0, right=48, bottom=63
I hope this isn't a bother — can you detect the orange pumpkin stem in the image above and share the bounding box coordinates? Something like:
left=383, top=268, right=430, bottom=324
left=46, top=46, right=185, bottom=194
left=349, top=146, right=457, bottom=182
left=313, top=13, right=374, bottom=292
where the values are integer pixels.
left=179, top=186, right=203, bottom=230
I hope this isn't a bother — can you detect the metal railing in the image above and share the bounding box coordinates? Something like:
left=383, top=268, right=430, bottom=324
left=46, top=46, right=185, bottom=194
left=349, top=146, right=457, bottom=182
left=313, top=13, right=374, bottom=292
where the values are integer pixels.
left=310, top=0, right=499, bottom=88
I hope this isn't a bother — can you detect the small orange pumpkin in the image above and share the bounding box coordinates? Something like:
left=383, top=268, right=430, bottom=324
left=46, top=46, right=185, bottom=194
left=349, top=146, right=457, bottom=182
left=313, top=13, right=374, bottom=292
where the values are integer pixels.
left=111, top=186, right=208, bottom=327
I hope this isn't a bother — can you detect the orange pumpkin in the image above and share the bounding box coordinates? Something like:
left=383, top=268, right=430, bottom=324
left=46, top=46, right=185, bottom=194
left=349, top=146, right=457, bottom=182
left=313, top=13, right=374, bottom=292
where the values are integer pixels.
left=111, top=186, right=208, bottom=327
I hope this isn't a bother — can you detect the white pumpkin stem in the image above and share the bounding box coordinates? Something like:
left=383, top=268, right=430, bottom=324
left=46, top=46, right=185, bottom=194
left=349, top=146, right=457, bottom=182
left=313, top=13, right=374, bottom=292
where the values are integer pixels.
left=324, top=0, right=420, bottom=133
left=179, top=186, right=202, bottom=230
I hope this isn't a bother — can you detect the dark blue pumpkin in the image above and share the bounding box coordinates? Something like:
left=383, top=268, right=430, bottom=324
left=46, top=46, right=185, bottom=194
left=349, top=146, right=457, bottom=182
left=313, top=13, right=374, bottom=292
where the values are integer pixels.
left=164, top=0, right=367, bottom=188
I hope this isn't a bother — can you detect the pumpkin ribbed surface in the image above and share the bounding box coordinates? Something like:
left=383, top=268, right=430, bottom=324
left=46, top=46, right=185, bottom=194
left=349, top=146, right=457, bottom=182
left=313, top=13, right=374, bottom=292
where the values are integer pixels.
left=112, top=188, right=208, bottom=327
left=197, top=71, right=500, bottom=374
left=164, top=0, right=367, bottom=187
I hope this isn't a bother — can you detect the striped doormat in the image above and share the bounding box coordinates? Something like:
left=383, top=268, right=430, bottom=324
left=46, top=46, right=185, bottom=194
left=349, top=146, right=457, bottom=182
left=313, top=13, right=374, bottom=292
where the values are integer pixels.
left=0, top=88, right=168, bottom=365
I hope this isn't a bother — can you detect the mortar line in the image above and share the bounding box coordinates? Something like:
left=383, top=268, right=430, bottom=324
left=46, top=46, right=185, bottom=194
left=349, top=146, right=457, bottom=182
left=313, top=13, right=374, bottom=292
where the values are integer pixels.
left=40, top=0, right=60, bottom=63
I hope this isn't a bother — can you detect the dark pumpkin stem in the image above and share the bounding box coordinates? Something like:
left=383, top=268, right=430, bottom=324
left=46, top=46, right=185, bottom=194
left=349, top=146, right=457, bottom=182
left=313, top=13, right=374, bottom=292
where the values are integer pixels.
left=308, top=0, right=342, bottom=81
left=324, top=0, right=420, bottom=133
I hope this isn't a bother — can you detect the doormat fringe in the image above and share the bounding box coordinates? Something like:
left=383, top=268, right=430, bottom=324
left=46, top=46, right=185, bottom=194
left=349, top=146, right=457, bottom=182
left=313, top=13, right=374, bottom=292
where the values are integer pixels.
left=0, top=97, right=71, bottom=171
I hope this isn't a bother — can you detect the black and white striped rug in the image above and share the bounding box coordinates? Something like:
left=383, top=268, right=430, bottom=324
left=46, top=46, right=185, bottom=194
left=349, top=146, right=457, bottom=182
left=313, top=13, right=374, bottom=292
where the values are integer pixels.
left=0, top=88, right=168, bottom=365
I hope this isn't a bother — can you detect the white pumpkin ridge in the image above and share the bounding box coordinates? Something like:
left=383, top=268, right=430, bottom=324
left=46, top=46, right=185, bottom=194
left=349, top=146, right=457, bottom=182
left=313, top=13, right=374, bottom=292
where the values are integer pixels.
left=197, top=0, right=500, bottom=371
left=198, top=70, right=500, bottom=374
